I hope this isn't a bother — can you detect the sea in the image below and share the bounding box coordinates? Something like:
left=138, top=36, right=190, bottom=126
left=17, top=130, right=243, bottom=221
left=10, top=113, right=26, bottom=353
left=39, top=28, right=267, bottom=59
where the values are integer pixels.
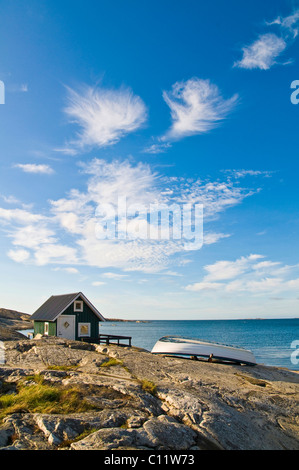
left=98, top=318, right=299, bottom=371
left=20, top=318, right=299, bottom=371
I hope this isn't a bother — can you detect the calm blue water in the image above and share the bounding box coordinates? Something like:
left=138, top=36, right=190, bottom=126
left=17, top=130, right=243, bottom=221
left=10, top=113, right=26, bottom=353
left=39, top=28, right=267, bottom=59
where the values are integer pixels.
left=20, top=318, right=299, bottom=371
left=98, top=319, right=299, bottom=371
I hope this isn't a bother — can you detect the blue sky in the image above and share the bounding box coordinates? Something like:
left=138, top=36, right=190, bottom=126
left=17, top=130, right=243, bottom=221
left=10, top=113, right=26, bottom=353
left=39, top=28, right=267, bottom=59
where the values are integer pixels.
left=0, top=0, right=299, bottom=319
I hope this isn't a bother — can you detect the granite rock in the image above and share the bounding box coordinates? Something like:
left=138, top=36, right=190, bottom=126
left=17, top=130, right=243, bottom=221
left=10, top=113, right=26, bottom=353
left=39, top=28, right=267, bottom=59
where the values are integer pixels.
left=0, top=337, right=298, bottom=450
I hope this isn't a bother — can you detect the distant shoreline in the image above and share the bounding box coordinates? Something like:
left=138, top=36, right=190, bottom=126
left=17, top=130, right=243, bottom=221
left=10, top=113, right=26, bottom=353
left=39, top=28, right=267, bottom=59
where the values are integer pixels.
left=104, top=318, right=299, bottom=322
left=105, top=318, right=150, bottom=323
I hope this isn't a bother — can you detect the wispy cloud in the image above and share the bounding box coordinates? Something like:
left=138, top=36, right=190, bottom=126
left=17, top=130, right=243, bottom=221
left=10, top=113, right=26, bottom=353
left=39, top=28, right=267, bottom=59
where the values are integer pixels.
left=201, top=254, right=263, bottom=282
left=0, top=207, right=45, bottom=224
left=234, top=33, right=287, bottom=70
left=223, top=169, right=274, bottom=179
left=0, top=194, right=20, bottom=205
left=33, top=244, right=78, bottom=266
left=161, top=78, right=238, bottom=141
left=6, top=83, right=28, bottom=93
left=204, top=232, right=231, bottom=245
left=10, top=225, right=57, bottom=249
left=59, top=84, right=147, bottom=154
left=0, top=159, right=268, bottom=273
left=186, top=254, right=299, bottom=296
left=0, top=208, right=77, bottom=266
left=14, top=163, right=54, bottom=175
left=267, top=10, right=299, bottom=39
left=52, top=267, right=79, bottom=274
left=234, top=9, right=299, bottom=70
left=142, top=142, right=172, bottom=154
left=102, top=272, right=129, bottom=280
left=7, top=249, right=30, bottom=263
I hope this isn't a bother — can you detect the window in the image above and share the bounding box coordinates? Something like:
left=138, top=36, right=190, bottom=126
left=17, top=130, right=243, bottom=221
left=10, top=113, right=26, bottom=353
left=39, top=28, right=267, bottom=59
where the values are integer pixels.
left=44, top=322, right=49, bottom=336
left=78, top=323, right=91, bottom=337
left=74, top=300, right=83, bottom=312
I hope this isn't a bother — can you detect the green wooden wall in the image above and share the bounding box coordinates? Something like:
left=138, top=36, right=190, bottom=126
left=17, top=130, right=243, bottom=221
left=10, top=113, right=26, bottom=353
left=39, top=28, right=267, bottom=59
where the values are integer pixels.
left=33, top=296, right=101, bottom=341
left=34, top=321, right=56, bottom=337
left=62, top=297, right=100, bottom=340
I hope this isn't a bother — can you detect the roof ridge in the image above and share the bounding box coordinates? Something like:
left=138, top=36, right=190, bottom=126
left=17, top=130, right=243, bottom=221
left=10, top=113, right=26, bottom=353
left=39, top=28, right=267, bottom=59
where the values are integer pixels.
left=31, top=292, right=105, bottom=322
left=51, top=292, right=80, bottom=297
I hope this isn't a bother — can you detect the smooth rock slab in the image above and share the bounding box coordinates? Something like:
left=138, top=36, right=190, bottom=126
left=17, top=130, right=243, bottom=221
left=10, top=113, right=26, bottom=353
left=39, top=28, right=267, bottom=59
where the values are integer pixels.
left=34, top=414, right=85, bottom=446
left=71, top=427, right=137, bottom=450
left=141, top=415, right=197, bottom=449
left=71, top=415, right=197, bottom=450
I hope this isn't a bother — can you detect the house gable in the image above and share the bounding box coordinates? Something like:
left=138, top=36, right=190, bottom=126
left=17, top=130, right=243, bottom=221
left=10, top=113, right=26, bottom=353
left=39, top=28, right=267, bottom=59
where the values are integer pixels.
left=31, top=292, right=105, bottom=323
left=32, top=292, right=105, bottom=341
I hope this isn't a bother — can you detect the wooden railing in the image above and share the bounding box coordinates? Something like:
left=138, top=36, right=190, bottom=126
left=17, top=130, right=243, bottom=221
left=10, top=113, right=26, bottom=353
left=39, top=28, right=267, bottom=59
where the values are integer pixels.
left=98, top=334, right=132, bottom=347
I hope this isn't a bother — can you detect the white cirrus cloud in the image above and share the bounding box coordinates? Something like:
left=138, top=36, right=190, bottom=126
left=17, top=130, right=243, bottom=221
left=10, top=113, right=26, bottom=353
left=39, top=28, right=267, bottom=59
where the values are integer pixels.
left=142, top=142, right=172, bottom=154
left=10, top=225, right=57, bottom=249
left=0, top=195, right=20, bottom=204
left=203, top=232, right=231, bottom=245
left=7, top=249, right=30, bottom=263
left=60, top=84, right=147, bottom=153
left=33, top=244, right=78, bottom=266
left=102, top=272, right=129, bottom=280
left=234, top=9, right=299, bottom=70
left=52, top=267, right=79, bottom=274
left=161, top=78, right=238, bottom=141
left=234, top=33, right=287, bottom=70
left=0, top=207, right=45, bottom=224
left=223, top=169, right=274, bottom=179
left=267, top=9, right=299, bottom=39
left=186, top=254, right=299, bottom=296
left=202, top=254, right=263, bottom=282
left=0, top=159, right=268, bottom=273
left=14, top=163, right=55, bottom=175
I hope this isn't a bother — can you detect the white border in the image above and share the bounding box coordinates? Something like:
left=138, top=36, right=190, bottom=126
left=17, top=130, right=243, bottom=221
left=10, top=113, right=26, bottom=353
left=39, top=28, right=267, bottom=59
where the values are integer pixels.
left=0, top=341, right=5, bottom=365
left=78, top=322, right=91, bottom=337
left=74, top=300, right=83, bottom=312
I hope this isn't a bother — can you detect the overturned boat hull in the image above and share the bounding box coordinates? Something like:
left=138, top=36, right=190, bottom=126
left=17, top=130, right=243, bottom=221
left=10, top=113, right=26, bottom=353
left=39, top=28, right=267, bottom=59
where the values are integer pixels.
left=151, top=336, right=257, bottom=366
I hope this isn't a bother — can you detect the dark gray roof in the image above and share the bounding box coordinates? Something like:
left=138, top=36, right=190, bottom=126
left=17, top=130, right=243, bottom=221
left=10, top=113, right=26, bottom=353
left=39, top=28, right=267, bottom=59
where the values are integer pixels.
left=31, top=293, right=80, bottom=321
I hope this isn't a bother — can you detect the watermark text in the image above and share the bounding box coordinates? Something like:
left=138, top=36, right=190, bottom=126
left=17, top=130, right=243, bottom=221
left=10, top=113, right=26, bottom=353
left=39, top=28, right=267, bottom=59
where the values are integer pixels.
left=291, top=340, right=299, bottom=365
left=95, top=197, right=203, bottom=251
left=290, top=80, right=299, bottom=104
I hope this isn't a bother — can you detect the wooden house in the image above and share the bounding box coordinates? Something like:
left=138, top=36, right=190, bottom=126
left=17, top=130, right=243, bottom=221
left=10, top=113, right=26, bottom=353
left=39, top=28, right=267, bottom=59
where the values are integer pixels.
left=31, top=292, right=106, bottom=342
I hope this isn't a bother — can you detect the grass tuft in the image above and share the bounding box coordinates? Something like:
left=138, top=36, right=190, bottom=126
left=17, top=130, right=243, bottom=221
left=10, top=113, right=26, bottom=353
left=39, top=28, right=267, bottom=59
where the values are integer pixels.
left=100, top=358, right=123, bottom=368
left=0, top=375, right=96, bottom=420
left=140, top=379, right=157, bottom=396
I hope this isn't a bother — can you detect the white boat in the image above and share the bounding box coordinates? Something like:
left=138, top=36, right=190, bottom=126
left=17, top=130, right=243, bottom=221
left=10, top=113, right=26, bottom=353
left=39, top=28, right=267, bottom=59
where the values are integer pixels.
left=151, top=336, right=257, bottom=366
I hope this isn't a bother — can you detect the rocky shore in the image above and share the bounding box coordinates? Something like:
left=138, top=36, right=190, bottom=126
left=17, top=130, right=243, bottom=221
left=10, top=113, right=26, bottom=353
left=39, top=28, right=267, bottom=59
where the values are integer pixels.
left=0, top=336, right=298, bottom=450
left=0, top=308, right=33, bottom=342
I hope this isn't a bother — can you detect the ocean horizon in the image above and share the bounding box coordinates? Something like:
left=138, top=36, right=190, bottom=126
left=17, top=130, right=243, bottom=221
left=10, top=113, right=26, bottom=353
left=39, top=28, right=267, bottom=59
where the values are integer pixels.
left=20, top=318, right=299, bottom=371
left=98, top=318, right=299, bottom=371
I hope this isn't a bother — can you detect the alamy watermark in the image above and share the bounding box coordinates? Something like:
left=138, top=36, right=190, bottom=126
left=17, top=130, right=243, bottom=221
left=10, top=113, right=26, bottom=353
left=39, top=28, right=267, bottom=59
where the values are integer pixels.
left=290, top=340, right=299, bottom=365
left=0, top=80, right=5, bottom=104
left=290, top=80, right=299, bottom=104
left=95, top=197, right=203, bottom=251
